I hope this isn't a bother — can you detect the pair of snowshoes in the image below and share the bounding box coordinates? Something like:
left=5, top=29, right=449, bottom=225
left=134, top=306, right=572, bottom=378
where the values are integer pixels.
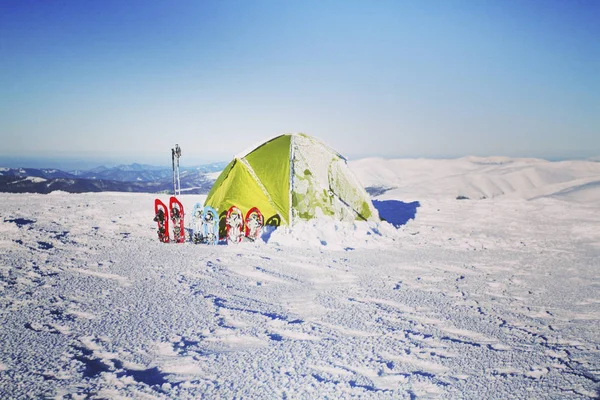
left=191, top=203, right=219, bottom=245
left=154, top=197, right=185, bottom=243
left=226, top=206, right=264, bottom=244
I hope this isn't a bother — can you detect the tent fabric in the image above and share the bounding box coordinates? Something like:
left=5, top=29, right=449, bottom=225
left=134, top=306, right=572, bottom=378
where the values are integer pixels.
left=204, top=133, right=379, bottom=227
left=244, top=134, right=291, bottom=223
left=204, top=159, right=283, bottom=225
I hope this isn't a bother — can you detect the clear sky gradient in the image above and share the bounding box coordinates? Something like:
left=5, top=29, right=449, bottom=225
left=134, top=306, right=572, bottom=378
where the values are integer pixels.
left=1, top=0, right=598, bottom=167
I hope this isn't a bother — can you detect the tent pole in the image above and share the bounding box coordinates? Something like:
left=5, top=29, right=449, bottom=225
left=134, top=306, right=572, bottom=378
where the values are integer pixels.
left=171, top=147, right=176, bottom=196
left=288, top=134, right=295, bottom=228
left=175, top=144, right=181, bottom=197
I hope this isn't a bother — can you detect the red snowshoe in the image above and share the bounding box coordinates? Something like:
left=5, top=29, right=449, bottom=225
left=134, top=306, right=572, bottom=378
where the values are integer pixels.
left=169, top=196, right=185, bottom=243
left=245, top=207, right=264, bottom=241
left=154, top=199, right=170, bottom=243
left=226, top=206, right=244, bottom=244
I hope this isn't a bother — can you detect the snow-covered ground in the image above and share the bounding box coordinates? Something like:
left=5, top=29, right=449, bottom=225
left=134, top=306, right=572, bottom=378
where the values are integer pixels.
left=352, top=156, right=600, bottom=203
left=1, top=157, right=599, bottom=399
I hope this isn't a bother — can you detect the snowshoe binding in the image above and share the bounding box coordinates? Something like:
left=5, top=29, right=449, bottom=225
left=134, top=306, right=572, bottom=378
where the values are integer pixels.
left=226, top=206, right=244, bottom=244
left=203, top=206, right=219, bottom=245
left=169, top=196, right=185, bottom=243
left=191, top=202, right=204, bottom=244
left=154, top=199, right=170, bottom=243
left=245, top=207, right=264, bottom=242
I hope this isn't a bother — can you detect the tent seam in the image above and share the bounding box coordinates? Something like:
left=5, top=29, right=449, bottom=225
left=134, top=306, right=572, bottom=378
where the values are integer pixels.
left=236, top=133, right=290, bottom=159
left=328, top=186, right=368, bottom=221
left=239, top=157, right=286, bottom=225
left=204, top=159, right=236, bottom=201
left=289, top=135, right=295, bottom=227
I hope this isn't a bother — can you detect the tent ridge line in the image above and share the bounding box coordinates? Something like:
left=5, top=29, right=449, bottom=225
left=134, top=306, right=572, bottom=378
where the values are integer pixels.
left=289, top=135, right=295, bottom=227
left=204, top=159, right=236, bottom=201
left=304, top=134, right=347, bottom=162
left=239, top=157, right=285, bottom=225
left=328, top=185, right=368, bottom=222
left=236, top=133, right=289, bottom=159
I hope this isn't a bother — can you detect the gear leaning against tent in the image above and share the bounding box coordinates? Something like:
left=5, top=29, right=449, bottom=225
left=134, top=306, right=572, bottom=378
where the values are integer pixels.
left=226, top=206, right=244, bottom=244
left=245, top=207, right=264, bottom=241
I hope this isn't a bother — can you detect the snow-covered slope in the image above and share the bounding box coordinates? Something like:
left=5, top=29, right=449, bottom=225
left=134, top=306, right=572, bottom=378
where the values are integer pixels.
left=351, top=156, right=600, bottom=203
left=1, top=158, right=599, bottom=399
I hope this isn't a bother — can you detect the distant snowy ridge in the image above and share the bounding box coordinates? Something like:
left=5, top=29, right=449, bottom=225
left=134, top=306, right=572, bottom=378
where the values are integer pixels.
left=350, top=156, right=600, bottom=203
left=4, top=157, right=600, bottom=202
left=0, top=162, right=227, bottom=183
left=0, top=163, right=225, bottom=194
left=4, top=176, right=48, bottom=186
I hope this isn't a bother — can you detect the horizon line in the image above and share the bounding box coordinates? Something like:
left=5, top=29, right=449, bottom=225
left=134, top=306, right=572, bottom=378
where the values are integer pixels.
left=1, top=153, right=599, bottom=171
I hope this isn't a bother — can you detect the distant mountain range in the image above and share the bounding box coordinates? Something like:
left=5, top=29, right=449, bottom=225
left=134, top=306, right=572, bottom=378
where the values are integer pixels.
left=0, top=162, right=227, bottom=194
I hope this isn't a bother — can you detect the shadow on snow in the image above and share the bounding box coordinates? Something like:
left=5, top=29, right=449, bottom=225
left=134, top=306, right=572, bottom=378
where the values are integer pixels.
left=372, top=200, right=420, bottom=228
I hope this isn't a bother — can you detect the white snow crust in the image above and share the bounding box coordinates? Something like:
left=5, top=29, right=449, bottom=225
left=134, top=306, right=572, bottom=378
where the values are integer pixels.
left=6, top=176, right=48, bottom=184
left=351, top=156, right=600, bottom=203
left=1, top=157, right=599, bottom=399
left=26, top=176, right=47, bottom=183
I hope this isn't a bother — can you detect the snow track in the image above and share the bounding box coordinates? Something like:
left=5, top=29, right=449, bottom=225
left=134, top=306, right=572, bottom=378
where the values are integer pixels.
left=0, top=189, right=599, bottom=399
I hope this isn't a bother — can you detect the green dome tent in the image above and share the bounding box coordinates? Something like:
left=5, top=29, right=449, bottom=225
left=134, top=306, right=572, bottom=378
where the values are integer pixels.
left=204, top=133, right=379, bottom=228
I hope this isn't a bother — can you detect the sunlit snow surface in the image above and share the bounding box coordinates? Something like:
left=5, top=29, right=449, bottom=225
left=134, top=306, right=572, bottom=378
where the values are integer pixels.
left=1, top=157, right=600, bottom=399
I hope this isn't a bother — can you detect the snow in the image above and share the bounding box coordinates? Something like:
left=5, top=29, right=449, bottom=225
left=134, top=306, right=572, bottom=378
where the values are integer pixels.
left=26, top=176, right=47, bottom=183
left=6, top=176, right=48, bottom=184
left=350, top=156, right=600, bottom=203
left=205, top=171, right=223, bottom=180
left=234, top=133, right=343, bottom=161
left=1, top=157, right=599, bottom=399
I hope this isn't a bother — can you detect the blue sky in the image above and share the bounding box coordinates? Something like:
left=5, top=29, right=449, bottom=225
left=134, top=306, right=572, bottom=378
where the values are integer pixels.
left=1, top=0, right=598, bottom=167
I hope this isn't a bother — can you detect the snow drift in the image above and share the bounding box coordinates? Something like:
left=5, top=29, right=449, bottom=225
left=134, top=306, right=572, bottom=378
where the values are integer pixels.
left=1, top=157, right=599, bottom=399
left=351, top=156, right=600, bottom=203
